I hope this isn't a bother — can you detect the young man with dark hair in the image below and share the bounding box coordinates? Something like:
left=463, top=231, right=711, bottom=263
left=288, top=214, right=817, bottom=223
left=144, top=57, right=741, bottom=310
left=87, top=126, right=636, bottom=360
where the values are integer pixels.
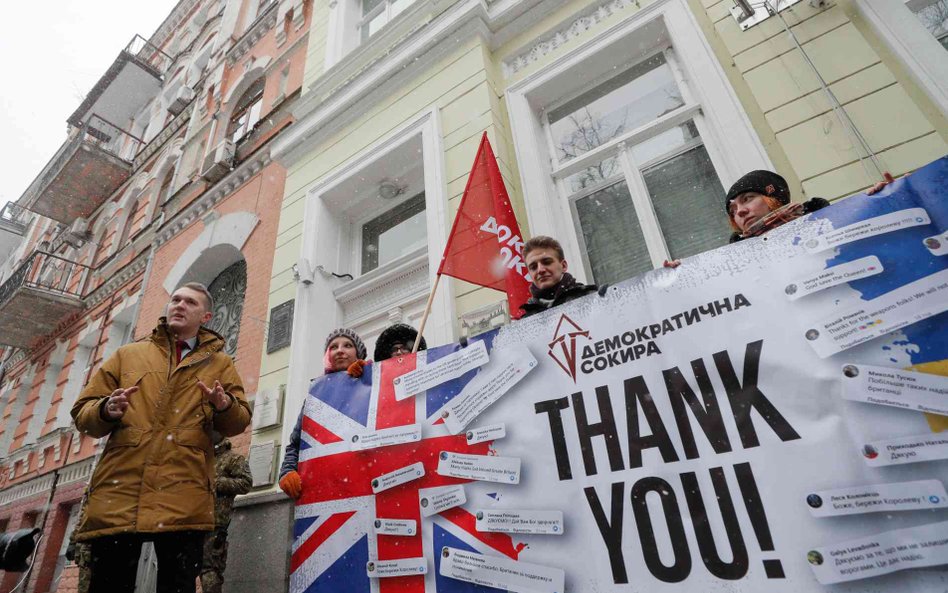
left=519, top=236, right=598, bottom=318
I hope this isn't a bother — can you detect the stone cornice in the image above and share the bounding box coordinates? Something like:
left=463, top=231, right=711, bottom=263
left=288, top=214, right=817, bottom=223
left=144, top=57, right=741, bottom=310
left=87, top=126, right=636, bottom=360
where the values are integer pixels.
left=0, top=472, right=55, bottom=507
left=502, top=0, right=639, bottom=77
left=154, top=147, right=273, bottom=248
left=84, top=248, right=151, bottom=308
left=273, top=0, right=492, bottom=166
left=227, top=2, right=280, bottom=65
left=150, top=0, right=204, bottom=52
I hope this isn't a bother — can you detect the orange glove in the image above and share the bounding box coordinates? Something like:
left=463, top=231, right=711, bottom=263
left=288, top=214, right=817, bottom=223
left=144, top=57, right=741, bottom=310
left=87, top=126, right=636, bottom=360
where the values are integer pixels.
left=279, top=470, right=302, bottom=499
left=347, top=359, right=368, bottom=378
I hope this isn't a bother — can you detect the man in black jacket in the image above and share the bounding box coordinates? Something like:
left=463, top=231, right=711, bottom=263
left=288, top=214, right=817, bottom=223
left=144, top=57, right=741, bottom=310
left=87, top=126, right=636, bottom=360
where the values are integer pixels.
left=519, top=236, right=597, bottom=318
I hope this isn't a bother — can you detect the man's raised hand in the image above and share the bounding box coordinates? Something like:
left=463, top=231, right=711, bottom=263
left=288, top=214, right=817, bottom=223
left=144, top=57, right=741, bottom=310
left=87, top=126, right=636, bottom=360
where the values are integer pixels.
left=197, top=379, right=232, bottom=412
left=103, top=386, right=139, bottom=420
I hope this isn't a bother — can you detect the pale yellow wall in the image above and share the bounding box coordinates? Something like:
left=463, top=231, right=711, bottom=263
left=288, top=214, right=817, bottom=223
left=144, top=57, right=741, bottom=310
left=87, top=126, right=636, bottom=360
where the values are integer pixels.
left=690, top=0, right=947, bottom=200
left=257, top=0, right=948, bottom=450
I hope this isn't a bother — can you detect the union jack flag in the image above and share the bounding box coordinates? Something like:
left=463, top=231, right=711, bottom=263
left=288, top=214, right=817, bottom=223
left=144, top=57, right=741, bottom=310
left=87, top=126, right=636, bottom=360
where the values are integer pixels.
left=290, top=331, right=525, bottom=593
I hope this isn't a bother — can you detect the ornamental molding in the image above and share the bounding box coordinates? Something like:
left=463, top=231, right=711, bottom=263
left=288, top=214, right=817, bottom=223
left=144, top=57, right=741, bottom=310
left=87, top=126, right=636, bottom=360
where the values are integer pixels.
left=154, top=148, right=273, bottom=248
left=58, top=455, right=97, bottom=486
left=84, top=249, right=151, bottom=308
left=227, top=3, right=279, bottom=65
left=150, top=0, right=203, bottom=52
left=502, top=0, right=639, bottom=77
left=0, top=472, right=55, bottom=507
left=334, top=250, right=430, bottom=326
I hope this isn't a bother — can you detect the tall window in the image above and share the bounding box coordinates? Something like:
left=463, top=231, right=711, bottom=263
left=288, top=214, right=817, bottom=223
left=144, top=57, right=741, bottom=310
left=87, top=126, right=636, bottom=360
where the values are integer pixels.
left=159, top=168, right=175, bottom=204
left=545, top=49, right=729, bottom=285
left=360, top=0, right=414, bottom=41
left=206, top=260, right=247, bottom=357
left=907, top=0, right=948, bottom=49
left=228, top=79, right=265, bottom=144
left=361, top=192, right=426, bottom=273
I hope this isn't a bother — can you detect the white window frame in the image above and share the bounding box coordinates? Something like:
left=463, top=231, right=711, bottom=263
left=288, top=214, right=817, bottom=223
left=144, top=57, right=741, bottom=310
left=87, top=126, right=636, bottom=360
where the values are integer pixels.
left=282, top=108, right=451, bottom=451
left=359, top=0, right=415, bottom=41
left=507, top=0, right=771, bottom=281
left=543, top=46, right=719, bottom=271
left=324, top=0, right=425, bottom=70
left=856, top=0, right=948, bottom=118
left=353, top=188, right=427, bottom=275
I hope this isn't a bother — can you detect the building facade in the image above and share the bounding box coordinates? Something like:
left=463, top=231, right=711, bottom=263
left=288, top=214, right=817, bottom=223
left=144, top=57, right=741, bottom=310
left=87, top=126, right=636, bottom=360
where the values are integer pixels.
left=0, top=0, right=312, bottom=592
left=248, top=0, right=947, bottom=586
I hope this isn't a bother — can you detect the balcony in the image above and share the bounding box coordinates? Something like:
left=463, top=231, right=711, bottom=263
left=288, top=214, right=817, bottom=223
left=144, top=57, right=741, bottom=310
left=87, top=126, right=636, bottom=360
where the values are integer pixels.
left=0, top=204, right=28, bottom=263
left=68, top=35, right=172, bottom=129
left=0, top=252, right=86, bottom=349
left=20, top=115, right=143, bottom=224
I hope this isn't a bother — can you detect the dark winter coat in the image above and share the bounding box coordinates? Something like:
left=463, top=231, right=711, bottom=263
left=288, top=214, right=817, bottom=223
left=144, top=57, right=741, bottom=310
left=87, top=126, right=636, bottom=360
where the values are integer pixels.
left=279, top=410, right=304, bottom=479
left=519, top=272, right=598, bottom=318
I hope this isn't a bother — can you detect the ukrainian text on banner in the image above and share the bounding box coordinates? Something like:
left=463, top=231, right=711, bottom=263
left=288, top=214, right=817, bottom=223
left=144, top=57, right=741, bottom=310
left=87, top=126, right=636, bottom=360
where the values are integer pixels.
left=290, top=157, right=948, bottom=592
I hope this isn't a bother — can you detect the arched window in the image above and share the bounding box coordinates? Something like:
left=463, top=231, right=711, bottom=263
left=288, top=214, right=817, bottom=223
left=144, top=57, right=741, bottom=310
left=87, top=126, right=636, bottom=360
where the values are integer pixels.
left=227, top=79, right=265, bottom=144
left=206, top=259, right=247, bottom=357
left=117, top=198, right=140, bottom=247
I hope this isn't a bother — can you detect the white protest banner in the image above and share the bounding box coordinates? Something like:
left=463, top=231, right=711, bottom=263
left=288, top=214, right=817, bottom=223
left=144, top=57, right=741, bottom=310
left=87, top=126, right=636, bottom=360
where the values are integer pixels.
left=291, top=157, right=948, bottom=593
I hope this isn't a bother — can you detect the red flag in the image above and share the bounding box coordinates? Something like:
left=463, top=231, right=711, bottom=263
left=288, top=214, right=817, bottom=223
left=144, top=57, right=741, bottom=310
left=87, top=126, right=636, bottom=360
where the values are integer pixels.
left=438, top=132, right=531, bottom=319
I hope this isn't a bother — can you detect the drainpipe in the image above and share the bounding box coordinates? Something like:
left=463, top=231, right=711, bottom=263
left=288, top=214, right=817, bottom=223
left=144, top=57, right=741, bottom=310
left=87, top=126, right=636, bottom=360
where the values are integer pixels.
left=762, top=0, right=885, bottom=183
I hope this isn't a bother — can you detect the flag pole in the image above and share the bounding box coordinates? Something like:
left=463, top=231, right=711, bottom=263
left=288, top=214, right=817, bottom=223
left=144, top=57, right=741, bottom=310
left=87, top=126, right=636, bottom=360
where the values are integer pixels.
left=412, top=273, right=442, bottom=354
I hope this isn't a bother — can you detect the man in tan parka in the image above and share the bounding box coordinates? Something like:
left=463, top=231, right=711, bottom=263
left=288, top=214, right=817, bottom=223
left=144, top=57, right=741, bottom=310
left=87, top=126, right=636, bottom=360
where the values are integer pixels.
left=71, top=283, right=251, bottom=593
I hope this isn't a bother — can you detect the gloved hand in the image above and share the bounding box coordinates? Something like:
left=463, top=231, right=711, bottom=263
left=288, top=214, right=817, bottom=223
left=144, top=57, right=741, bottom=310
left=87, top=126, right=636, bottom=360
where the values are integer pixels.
left=279, top=470, right=302, bottom=499
left=347, top=359, right=368, bottom=378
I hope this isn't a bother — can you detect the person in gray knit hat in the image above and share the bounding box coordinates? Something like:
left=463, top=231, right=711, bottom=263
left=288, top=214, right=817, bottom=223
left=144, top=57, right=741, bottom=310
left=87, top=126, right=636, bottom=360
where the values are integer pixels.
left=278, top=327, right=367, bottom=500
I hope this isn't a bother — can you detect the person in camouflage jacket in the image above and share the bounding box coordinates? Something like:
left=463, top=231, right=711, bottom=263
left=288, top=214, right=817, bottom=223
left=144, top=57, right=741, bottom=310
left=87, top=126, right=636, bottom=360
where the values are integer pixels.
left=65, top=489, right=91, bottom=593
left=200, top=433, right=253, bottom=593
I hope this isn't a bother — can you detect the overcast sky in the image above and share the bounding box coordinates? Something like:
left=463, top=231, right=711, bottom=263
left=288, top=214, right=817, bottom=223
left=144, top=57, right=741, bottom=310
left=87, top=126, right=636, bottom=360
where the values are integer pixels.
left=0, top=1, right=180, bottom=208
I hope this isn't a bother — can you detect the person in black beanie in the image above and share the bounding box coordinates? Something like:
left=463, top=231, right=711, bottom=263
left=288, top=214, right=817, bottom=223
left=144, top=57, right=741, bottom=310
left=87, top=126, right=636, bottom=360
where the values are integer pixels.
left=374, top=323, right=427, bottom=361
left=724, top=169, right=830, bottom=243
left=519, top=236, right=598, bottom=318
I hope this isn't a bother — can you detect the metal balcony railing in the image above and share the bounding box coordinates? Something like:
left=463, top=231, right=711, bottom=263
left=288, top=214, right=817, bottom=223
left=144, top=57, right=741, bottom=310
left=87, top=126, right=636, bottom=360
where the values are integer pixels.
left=0, top=252, right=87, bottom=311
left=32, top=115, right=143, bottom=200
left=125, top=34, right=173, bottom=77
left=83, top=114, right=144, bottom=162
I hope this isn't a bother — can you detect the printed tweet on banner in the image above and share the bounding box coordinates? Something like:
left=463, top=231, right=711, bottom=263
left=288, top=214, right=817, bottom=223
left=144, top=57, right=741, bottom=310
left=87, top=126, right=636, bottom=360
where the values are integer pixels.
left=804, top=269, right=948, bottom=357
left=440, top=345, right=537, bottom=434
left=419, top=485, right=466, bottom=517
left=807, top=520, right=948, bottom=584
left=475, top=510, right=564, bottom=535
left=371, top=462, right=425, bottom=493
left=440, top=547, right=565, bottom=593
left=373, top=518, right=417, bottom=536
left=465, top=423, right=506, bottom=445
left=366, top=558, right=427, bottom=578
left=437, top=451, right=521, bottom=484
left=350, top=424, right=422, bottom=451
left=394, top=341, right=490, bottom=401
left=784, top=256, right=883, bottom=301
left=860, top=433, right=948, bottom=467
left=840, top=363, right=948, bottom=416
left=805, top=480, right=948, bottom=517
left=804, top=208, right=930, bottom=253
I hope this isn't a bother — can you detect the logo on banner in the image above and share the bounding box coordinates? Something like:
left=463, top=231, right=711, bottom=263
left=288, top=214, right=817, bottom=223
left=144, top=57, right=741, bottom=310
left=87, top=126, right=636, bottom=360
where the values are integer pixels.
left=548, top=314, right=589, bottom=382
